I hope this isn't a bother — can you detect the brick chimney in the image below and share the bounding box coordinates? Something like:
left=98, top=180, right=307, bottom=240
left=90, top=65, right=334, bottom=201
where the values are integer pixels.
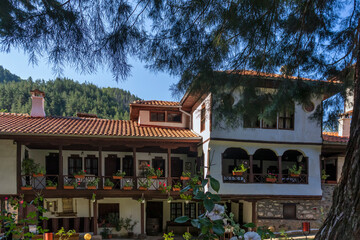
left=338, top=116, right=351, bottom=137
left=30, top=89, right=46, bottom=117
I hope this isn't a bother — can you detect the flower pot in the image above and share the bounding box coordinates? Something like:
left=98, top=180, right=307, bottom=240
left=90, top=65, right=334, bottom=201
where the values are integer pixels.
left=113, top=176, right=123, bottom=179
left=104, top=186, right=113, bottom=190
left=21, top=186, right=32, bottom=190
left=139, top=186, right=148, bottom=191
left=46, top=186, right=57, bottom=190
left=74, top=175, right=85, bottom=179
left=108, top=234, right=112, bottom=239
left=172, top=188, right=180, bottom=192
left=32, top=173, right=44, bottom=177
left=326, top=180, right=337, bottom=184
left=87, top=186, right=97, bottom=190
left=232, top=171, right=244, bottom=176
left=123, top=186, right=132, bottom=190
left=149, top=176, right=157, bottom=179
left=64, top=186, right=75, bottom=189
left=266, top=178, right=276, bottom=183
left=180, top=176, right=190, bottom=180
left=290, top=173, right=300, bottom=177
left=189, top=188, right=193, bottom=192
left=321, top=180, right=325, bottom=183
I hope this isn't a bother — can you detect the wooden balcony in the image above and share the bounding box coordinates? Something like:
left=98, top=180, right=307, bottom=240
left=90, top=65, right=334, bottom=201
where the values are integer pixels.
left=222, top=173, right=308, bottom=184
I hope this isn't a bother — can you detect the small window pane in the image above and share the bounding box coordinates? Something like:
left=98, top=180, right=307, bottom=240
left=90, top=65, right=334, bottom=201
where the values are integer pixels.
left=167, top=113, right=182, bottom=122
left=150, top=112, right=165, bottom=122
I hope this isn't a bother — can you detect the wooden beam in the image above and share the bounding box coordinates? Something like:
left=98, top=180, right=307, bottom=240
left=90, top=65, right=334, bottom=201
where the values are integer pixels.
left=252, top=201, right=257, bottom=227
left=98, top=146, right=103, bottom=189
left=93, top=200, right=98, bottom=235
left=167, top=148, right=171, bottom=186
left=133, top=147, right=137, bottom=177
left=141, top=202, right=145, bottom=235
left=278, top=156, right=282, bottom=183
left=16, top=142, right=21, bottom=193
left=58, top=145, right=64, bottom=188
left=249, top=155, right=254, bottom=183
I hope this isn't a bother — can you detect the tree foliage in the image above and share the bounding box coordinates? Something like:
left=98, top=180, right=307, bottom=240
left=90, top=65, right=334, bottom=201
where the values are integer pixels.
left=0, top=66, right=139, bottom=119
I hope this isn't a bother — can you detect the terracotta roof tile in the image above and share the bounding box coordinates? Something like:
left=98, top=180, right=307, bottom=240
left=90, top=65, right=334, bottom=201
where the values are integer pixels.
left=0, top=112, right=200, bottom=139
left=323, top=132, right=349, bottom=143
left=132, top=100, right=180, bottom=106
left=223, top=70, right=321, bottom=82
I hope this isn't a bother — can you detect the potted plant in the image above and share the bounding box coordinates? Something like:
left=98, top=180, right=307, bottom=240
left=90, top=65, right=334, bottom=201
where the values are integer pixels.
left=158, top=182, right=171, bottom=193
left=265, top=173, right=277, bottom=183
left=21, top=185, right=32, bottom=190
left=64, top=182, right=76, bottom=189
left=183, top=232, right=192, bottom=240
left=74, top=169, right=86, bottom=179
left=104, top=179, right=114, bottom=190
left=288, top=165, right=302, bottom=177
left=139, top=179, right=151, bottom=190
left=21, top=158, right=37, bottom=176
left=180, top=193, right=192, bottom=204
left=100, top=226, right=111, bottom=239
left=87, top=178, right=99, bottom=189
left=32, top=165, right=46, bottom=177
left=123, top=181, right=133, bottom=190
left=113, top=170, right=126, bottom=179
left=172, top=182, right=181, bottom=191
left=106, top=213, right=123, bottom=232
left=124, top=217, right=138, bottom=238
left=46, top=180, right=58, bottom=190
left=321, top=169, right=330, bottom=183
left=145, top=166, right=162, bottom=179
left=232, top=164, right=248, bottom=176
left=181, top=171, right=191, bottom=181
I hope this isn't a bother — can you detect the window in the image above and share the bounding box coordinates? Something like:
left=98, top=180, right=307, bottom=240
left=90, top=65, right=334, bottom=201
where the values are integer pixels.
left=98, top=204, right=119, bottom=226
left=150, top=112, right=165, bottom=122
left=170, top=203, right=183, bottom=221
left=85, top=155, right=98, bottom=175
left=200, top=104, right=206, bottom=132
left=283, top=204, right=296, bottom=219
left=68, top=155, right=82, bottom=175
left=184, top=203, right=196, bottom=219
left=152, top=157, right=165, bottom=177
left=167, top=112, right=182, bottom=123
left=278, top=107, right=294, bottom=129
left=62, top=198, right=74, bottom=213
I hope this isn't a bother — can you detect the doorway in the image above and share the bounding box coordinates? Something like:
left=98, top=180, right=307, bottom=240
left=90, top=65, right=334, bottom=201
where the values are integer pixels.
left=146, top=202, right=163, bottom=235
left=46, top=153, right=59, bottom=184
left=171, top=157, right=183, bottom=177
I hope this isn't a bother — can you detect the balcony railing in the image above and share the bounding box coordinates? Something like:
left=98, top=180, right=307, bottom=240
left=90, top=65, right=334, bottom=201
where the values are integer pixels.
left=21, top=175, right=59, bottom=189
left=223, top=173, right=308, bottom=184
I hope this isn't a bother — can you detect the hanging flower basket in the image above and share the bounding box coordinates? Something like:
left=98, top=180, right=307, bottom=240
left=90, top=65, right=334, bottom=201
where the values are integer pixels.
left=104, top=186, right=113, bottom=190
left=123, top=186, right=132, bottom=190
left=266, top=178, right=277, bottom=183
left=139, top=186, right=148, bottom=191
left=180, top=176, right=190, bottom=181
left=232, top=171, right=244, bottom=176
left=46, top=186, right=57, bottom=190
left=32, top=173, right=44, bottom=177
left=64, top=186, right=75, bottom=190
left=113, top=176, right=123, bottom=180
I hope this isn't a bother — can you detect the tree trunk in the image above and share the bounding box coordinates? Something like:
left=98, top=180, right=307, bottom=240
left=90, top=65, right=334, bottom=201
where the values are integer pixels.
left=315, top=22, right=360, bottom=240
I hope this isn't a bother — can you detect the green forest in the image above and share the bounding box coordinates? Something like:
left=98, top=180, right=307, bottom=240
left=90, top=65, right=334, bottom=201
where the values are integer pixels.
left=0, top=66, right=139, bottom=119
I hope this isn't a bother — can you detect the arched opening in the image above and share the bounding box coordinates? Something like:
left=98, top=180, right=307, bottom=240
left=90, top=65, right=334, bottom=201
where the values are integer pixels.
left=222, top=148, right=249, bottom=182
left=253, top=149, right=278, bottom=183
left=282, top=150, right=307, bottom=183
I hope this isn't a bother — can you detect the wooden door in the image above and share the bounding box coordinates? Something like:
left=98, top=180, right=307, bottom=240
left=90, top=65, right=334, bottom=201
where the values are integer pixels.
left=171, top=157, right=183, bottom=177
left=46, top=153, right=59, bottom=175
left=105, top=155, right=120, bottom=176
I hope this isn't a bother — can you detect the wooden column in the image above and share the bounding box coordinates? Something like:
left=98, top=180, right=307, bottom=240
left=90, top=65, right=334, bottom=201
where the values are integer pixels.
left=141, top=202, right=145, bottom=235
left=251, top=201, right=257, bottom=227
left=167, top=148, right=171, bottom=186
left=16, top=142, right=21, bottom=193
left=98, top=146, right=103, bottom=189
left=133, top=147, right=137, bottom=189
left=249, top=155, right=254, bottom=183
left=58, top=145, right=64, bottom=188
left=93, top=200, right=98, bottom=235
left=278, top=156, right=282, bottom=183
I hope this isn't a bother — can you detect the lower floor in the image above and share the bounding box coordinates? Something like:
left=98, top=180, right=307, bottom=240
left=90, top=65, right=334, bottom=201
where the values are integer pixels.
left=1, top=185, right=335, bottom=237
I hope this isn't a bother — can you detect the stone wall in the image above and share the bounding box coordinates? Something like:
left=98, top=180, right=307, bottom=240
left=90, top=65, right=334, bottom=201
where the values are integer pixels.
left=256, top=184, right=336, bottom=232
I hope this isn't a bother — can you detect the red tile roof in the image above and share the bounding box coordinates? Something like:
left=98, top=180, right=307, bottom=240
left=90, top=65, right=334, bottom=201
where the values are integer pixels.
left=224, top=70, right=320, bottom=82
left=323, top=132, right=349, bottom=143
left=0, top=112, right=200, bottom=139
left=131, top=100, right=180, bottom=106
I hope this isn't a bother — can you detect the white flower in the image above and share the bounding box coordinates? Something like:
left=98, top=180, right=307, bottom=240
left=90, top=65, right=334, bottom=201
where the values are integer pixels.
left=206, top=204, right=225, bottom=221
left=243, top=232, right=261, bottom=240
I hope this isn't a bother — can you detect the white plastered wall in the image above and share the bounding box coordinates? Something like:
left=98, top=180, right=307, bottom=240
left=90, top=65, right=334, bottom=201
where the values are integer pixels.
left=208, top=140, right=322, bottom=196
left=0, top=140, right=18, bottom=194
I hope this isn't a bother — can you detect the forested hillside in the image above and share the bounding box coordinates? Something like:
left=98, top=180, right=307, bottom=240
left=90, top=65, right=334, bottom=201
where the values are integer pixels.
left=0, top=66, right=139, bottom=120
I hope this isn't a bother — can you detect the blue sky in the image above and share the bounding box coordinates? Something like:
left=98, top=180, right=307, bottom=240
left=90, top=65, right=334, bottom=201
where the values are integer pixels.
left=0, top=49, right=179, bottom=101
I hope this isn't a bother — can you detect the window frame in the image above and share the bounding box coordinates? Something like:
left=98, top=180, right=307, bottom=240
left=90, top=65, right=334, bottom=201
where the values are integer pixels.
left=184, top=203, right=197, bottom=219
left=170, top=203, right=183, bottom=221
left=150, top=111, right=166, bottom=122
left=68, top=155, right=82, bottom=175
left=84, top=155, right=98, bottom=175
left=167, top=112, right=182, bottom=123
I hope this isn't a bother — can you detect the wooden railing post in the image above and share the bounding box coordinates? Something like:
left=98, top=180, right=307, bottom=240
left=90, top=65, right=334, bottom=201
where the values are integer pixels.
left=59, top=145, right=64, bottom=188
left=249, top=155, right=254, bottom=183
left=278, top=156, right=282, bottom=183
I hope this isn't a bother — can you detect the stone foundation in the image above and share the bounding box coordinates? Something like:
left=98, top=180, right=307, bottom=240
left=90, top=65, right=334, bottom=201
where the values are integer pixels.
left=256, top=184, right=336, bottom=232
